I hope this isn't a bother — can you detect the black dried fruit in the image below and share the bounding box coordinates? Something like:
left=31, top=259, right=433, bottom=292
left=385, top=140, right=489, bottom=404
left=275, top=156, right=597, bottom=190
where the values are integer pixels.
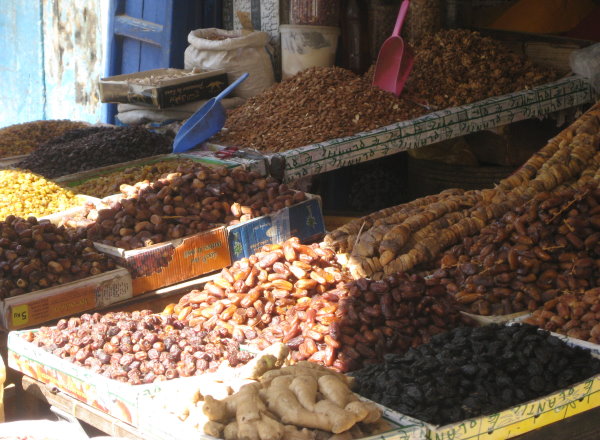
left=351, top=324, right=600, bottom=425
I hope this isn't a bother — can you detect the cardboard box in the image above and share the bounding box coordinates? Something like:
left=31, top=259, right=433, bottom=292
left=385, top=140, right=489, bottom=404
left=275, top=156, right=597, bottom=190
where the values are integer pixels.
left=1, top=268, right=132, bottom=331
left=228, top=195, right=325, bottom=261
left=7, top=330, right=200, bottom=426
left=95, top=227, right=232, bottom=297
left=94, top=194, right=325, bottom=296
left=99, top=68, right=228, bottom=109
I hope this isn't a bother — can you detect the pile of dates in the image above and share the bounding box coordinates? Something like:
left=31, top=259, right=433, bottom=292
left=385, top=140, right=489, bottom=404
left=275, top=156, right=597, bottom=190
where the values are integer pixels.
left=524, top=287, right=600, bottom=342
left=24, top=311, right=254, bottom=384
left=170, top=237, right=470, bottom=372
left=80, top=165, right=306, bottom=249
left=0, top=216, right=116, bottom=298
left=352, top=324, right=600, bottom=425
left=432, top=184, right=600, bottom=315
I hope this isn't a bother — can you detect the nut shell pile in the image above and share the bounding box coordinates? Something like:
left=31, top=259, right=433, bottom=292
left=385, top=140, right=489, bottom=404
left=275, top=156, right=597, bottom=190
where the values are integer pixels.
left=0, top=169, right=83, bottom=219
left=0, top=216, right=116, bottom=298
left=407, top=29, right=559, bottom=109
left=352, top=324, right=600, bottom=425
left=24, top=311, right=254, bottom=384
left=71, top=159, right=198, bottom=198
left=81, top=165, right=306, bottom=250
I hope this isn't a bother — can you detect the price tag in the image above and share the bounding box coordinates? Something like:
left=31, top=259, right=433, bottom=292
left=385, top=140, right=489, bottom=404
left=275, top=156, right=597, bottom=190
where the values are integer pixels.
left=11, top=304, right=29, bottom=327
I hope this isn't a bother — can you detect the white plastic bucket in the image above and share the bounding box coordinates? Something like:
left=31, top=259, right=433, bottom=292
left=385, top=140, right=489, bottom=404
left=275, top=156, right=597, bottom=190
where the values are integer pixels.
left=280, top=25, right=341, bottom=79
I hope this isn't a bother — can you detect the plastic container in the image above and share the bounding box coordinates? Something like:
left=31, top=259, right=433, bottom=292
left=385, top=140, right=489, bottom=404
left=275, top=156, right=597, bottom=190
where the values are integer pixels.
left=290, top=0, right=340, bottom=26
left=280, top=24, right=341, bottom=79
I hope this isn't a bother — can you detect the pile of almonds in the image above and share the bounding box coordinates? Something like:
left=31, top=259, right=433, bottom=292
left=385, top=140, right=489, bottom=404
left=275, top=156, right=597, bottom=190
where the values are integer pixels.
left=0, top=216, right=117, bottom=299
left=65, top=164, right=306, bottom=250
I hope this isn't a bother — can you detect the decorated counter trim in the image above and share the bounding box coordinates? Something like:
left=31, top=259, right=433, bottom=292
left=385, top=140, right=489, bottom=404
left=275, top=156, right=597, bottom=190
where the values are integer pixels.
left=278, top=76, right=592, bottom=182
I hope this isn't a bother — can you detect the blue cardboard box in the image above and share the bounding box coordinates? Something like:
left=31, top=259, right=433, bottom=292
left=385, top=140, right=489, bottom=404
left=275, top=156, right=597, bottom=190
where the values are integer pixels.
left=228, top=195, right=325, bottom=261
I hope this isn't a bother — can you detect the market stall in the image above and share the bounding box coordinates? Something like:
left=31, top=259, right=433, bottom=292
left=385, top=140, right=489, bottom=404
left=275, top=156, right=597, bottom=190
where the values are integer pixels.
left=2, top=1, right=600, bottom=439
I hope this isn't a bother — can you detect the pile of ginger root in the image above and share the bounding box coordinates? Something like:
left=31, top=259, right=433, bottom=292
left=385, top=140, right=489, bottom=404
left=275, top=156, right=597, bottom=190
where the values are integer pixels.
left=168, top=352, right=391, bottom=440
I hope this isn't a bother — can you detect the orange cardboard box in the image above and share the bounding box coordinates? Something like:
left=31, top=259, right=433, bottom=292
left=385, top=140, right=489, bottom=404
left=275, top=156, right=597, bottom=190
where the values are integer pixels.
left=94, top=228, right=231, bottom=296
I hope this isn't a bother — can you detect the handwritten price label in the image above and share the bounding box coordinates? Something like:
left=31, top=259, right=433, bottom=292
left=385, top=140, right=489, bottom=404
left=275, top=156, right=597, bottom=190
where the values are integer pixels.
left=11, top=304, right=29, bottom=326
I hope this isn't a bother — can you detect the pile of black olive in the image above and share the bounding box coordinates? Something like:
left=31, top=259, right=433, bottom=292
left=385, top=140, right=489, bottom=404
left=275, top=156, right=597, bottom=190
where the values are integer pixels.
left=352, top=324, right=600, bottom=425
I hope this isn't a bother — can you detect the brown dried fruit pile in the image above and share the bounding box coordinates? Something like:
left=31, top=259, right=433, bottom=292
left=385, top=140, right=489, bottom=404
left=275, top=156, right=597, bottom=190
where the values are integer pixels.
left=406, top=29, right=560, bottom=109
left=0, top=120, right=88, bottom=158
left=24, top=311, right=253, bottom=384
left=77, top=165, right=306, bottom=250
left=434, top=183, right=600, bottom=316
left=215, top=66, right=422, bottom=152
left=167, top=238, right=469, bottom=372
left=0, top=216, right=117, bottom=298
left=524, top=288, right=600, bottom=343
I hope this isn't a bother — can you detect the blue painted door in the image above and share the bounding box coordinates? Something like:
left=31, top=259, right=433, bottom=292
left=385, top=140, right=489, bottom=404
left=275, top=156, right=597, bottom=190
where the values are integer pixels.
left=105, top=0, right=222, bottom=123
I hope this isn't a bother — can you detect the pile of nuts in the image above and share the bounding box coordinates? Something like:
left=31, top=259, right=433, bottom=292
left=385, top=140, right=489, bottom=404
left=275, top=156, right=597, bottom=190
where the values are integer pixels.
left=524, top=288, right=600, bottom=343
left=23, top=311, right=254, bottom=384
left=73, top=165, right=306, bottom=249
left=217, top=30, right=557, bottom=153
left=71, top=158, right=198, bottom=198
left=169, top=237, right=470, bottom=372
left=215, top=66, right=422, bottom=152
left=17, top=126, right=173, bottom=178
left=432, top=184, right=600, bottom=315
left=0, top=216, right=117, bottom=298
left=353, top=324, right=600, bottom=425
left=0, top=120, right=88, bottom=159
left=406, top=29, right=559, bottom=109
left=0, top=169, right=83, bottom=218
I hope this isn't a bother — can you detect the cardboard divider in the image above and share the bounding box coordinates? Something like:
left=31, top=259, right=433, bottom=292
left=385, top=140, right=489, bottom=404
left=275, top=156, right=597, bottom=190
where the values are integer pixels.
left=7, top=330, right=199, bottom=427
left=1, top=268, right=132, bottom=331
left=91, top=193, right=325, bottom=296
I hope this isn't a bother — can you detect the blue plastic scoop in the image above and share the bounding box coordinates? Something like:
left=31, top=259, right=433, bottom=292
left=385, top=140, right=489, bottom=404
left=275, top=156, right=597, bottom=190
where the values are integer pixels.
left=173, top=72, right=249, bottom=153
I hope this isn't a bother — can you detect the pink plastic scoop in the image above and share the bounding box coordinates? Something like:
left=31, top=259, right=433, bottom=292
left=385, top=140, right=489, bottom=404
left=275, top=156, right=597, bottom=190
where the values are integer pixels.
left=371, top=0, right=414, bottom=96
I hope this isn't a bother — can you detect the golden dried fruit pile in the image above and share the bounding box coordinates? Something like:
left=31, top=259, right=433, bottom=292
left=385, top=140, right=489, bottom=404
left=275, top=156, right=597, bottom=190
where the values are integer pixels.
left=71, top=159, right=198, bottom=198
left=0, top=169, right=82, bottom=218
left=0, top=120, right=88, bottom=158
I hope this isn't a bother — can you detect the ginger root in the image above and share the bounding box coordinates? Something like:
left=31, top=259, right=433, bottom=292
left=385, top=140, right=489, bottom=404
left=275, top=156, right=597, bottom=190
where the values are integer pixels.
left=200, top=364, right=385, bottom=439
left=290, top=375, right=319, bottom=410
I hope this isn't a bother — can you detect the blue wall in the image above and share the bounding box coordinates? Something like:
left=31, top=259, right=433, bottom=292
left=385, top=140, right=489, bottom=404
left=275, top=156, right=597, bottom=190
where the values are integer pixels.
left=0, top=1, right=45, bottom=126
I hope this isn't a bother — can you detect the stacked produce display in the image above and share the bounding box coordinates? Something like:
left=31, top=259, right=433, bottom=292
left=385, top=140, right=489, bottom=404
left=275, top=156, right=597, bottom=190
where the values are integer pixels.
left=215, top=29, right=558, bottom=152
left=1, top=27, right=599, bottom=440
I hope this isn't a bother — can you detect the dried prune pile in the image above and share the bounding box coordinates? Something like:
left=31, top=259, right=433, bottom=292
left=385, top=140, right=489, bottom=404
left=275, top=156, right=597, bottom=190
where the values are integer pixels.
left=17, top=126, right=172, bottom=178
left=352, top=324, right=600, bottom=425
